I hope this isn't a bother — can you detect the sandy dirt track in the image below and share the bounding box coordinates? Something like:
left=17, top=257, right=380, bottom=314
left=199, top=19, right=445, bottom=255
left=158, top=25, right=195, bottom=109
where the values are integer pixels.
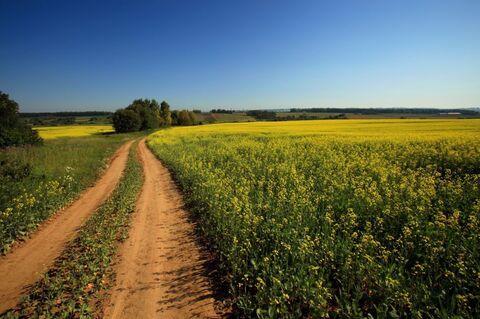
left=0, top=140, right=133, bottom=314
left=103, top=139, right=219, bottom=319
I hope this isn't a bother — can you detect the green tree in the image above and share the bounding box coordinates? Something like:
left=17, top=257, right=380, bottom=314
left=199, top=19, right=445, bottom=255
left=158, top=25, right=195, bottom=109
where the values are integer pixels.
left=0, top=91, right=42, bottom=148
left=146, top=99, right=161, bottom=128
left=177, top=110, right=195, bottom=126
left=126, top=99, right=161, bottom=130
left=171, top=110, right=179, bottom=125
left=188, top=111, right=196, bottom=125
left=0, top=92, right=19, bottom=128
left=112, top=109, right=141, bottom=133
left=160, top=101, right=172, bottom=126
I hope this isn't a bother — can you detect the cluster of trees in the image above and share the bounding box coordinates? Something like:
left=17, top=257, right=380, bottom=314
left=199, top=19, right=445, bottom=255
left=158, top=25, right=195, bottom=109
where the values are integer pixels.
left=211, top=108, right=233, bottom=114
left=246, top=110, right=277, bottom=120
left=171, top=110, right=196, bottom=126
left=0, top=92, right=42, bottom=148
left=112, top=99, right=196, bottom=133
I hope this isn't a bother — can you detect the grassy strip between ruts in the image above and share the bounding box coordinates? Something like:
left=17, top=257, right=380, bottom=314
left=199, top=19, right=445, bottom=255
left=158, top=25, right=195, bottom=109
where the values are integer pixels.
left=2, top=140, right=143, bottom=318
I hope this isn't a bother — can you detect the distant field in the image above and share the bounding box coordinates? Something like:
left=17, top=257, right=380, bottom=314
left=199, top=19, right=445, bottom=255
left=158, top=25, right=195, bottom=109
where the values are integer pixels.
left=194, top=111, right=478, bottom=124
left=34, top=125, right=114, bottom=139
left=195, top=112, right=256, bottom=123
left=21, top=113, right=112, bottom=126
left=148, top=119, right=480, bottom=317
left=275, top=111, right=479, bottom=119
left=159, top=118, right=480, bottom=139
left=72, top=115, right=111, bottom=124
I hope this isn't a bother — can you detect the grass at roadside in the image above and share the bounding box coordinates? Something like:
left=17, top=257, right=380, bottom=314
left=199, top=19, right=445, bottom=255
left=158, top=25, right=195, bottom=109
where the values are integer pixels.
left=3, top=140, right=143, bottom=318
left=0, top=132, right=141, bottom=253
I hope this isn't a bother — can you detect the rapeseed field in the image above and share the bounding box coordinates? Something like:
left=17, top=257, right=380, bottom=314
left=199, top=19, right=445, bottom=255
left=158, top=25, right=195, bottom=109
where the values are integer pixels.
left=34, top=125, right=113, bottom=139
left=148, top=119, right=480, bottom=318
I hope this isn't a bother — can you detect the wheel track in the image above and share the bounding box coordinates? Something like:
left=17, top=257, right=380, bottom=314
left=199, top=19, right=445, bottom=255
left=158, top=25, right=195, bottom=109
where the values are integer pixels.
left=103, top=139, right=219, bottom=319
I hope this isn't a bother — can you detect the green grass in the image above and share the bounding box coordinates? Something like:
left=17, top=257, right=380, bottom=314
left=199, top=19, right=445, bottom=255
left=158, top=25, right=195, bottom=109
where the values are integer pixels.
left=147, top=120, right=480, bottom=318
left=0, top=132, right=141, bottom=253
left=3, top=140, right=143, bottom=318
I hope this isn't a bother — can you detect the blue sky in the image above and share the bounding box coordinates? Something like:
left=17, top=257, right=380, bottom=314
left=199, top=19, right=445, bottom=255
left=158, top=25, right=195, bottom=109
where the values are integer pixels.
left=0, top=0, right=479, bottom=111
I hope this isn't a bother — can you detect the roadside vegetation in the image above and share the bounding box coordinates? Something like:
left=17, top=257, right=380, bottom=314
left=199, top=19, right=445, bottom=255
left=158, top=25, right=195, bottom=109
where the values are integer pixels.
left=0, top=132, right=139, bottom=253
left=148, top=119, right=480, bottom=318
left=3, top=141, right=143, bottom=318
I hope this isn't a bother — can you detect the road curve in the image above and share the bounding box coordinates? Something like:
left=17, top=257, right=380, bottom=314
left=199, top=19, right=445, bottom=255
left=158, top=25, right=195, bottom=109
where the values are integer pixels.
left=103, top=139, right=219, bottom=319
left=0, top=140, right=133, bottom=314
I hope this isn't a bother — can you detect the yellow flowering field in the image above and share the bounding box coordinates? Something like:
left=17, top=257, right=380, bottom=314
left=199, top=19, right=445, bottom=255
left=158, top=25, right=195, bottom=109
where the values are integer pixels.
left=34, top=125, right=113, bottom=139
left=148, top=119, right=480, bottom=318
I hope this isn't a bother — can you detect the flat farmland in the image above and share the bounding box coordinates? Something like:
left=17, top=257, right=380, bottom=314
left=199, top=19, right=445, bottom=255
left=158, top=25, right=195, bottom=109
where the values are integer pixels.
left=34, top=125, right=114, bottom=139
left=1, top=119, right=479, bottom=318
left=148, top=119, right=480, bottom=318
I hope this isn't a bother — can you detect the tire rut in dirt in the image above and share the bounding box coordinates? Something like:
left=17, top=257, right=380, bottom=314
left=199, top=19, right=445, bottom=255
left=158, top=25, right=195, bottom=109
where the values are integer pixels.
left=104, top=139, right=220, bottom=319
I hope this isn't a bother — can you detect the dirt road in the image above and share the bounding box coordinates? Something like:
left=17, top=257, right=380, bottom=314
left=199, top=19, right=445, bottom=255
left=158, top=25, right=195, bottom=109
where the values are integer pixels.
left=0, top=141, right=133, bottom=314
left=104, top=139, right=219, bottom=319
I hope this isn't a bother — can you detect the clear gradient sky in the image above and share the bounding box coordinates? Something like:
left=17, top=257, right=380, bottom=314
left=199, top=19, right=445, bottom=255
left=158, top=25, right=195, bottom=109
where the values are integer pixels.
left=0, top=0, right=479, bottom=112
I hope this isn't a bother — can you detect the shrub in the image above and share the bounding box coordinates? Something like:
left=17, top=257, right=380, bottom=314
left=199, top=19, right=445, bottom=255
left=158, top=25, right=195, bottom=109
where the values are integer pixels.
left=177, top=110, right=196, bottom=126
left=112, top=109, right=141, bottom=133
left=0, top=91, right=42, bottom=148
left=0, top=158, right=31, bottom=180
left=160, top=101, right=172, bottom=126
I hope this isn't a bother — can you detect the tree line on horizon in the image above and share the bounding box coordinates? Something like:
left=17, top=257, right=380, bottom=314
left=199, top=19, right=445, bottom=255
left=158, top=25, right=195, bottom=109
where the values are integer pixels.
left=112, top=99, right=196, bottom=133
